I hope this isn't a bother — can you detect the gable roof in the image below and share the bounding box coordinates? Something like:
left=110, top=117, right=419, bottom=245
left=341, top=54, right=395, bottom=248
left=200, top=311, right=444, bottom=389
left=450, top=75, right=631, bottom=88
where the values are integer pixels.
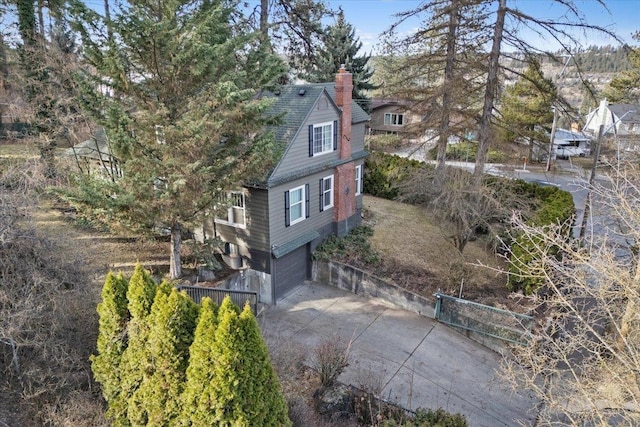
left=263, top=83, right=369, bottom=143
left=608, top=104, right=640, bottom=123
left=64, top=128, right=113, bottom=161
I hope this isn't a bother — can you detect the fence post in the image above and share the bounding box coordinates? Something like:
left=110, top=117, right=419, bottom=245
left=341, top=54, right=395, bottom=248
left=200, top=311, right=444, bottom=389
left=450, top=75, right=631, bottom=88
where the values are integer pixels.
left=433, top=290, right=442, bottom=320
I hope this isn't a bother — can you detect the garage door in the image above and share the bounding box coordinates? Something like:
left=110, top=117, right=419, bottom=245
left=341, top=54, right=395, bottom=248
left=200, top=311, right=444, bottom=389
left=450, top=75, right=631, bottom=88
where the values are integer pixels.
left=274, top=244, right=308, bottom=300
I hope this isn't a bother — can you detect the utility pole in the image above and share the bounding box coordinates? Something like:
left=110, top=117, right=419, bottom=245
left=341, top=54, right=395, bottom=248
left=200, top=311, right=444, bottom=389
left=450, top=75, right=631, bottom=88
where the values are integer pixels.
left=545, top=55, right=572, bottom=172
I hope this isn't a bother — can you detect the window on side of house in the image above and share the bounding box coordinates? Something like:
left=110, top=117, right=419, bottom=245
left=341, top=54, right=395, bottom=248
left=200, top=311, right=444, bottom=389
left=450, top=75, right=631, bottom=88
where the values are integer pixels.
left=319, top=175, right=334, bottom=211
left=384, top=113, right=404, bottom=126
left=285, top=184, right=309, bottom=227
left=309, top=121, right=337, bottom=156
left=355, top=165, right=363, bottom=196
left=215, top=191, right=246, bottom=228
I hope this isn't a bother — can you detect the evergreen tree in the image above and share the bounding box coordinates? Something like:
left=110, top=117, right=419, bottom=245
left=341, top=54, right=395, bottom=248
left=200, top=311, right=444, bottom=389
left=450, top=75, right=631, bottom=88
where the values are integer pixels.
left=128, top=288, right=199, bottom=426
left=207, top=297, right=291, bottom=426
left=91, top=272, right=129, bottom=411
left=68, top=0, right=286, bottom=279
left=180, top=297, right=219, bottom=426
left=381, top=0, right=490, bottom=173
left=109, top=264, right=157, bottom=426
left=603, top=32, right=640, bottom=104
left=303, top=8, right=377, bottom=111
left=499, top=59, right=556, bottom=160
left=236, top=303, right=290, bottom=426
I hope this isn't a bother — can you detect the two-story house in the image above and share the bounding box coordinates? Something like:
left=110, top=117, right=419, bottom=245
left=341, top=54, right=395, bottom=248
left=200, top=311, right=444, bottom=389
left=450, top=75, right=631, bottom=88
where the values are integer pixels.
left=200, top=68, right=369, bottom=304
left=584, top=101, right=640, bottom=152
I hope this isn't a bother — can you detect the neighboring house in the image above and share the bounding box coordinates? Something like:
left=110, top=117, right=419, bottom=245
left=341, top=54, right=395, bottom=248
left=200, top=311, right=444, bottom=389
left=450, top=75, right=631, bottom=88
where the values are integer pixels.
left=584, top=101, right=640, bottom=151
left=552, top=129, right=591, bottom=159
left=199, top=69, right=369, bottom=304
left=368, top=98, right=421, bottom=137
left=63, top=128, right=121, bottom=177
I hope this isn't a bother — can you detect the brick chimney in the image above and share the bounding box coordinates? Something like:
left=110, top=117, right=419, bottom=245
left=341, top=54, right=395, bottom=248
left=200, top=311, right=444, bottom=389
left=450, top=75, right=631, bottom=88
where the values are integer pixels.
left=333, top=66, right=356, bottom=234
left=335, top=66, right=353, bottom=159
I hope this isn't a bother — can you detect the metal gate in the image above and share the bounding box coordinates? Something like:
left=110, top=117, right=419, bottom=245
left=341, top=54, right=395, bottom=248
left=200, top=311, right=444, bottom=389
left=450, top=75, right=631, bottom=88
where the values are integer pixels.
left=177, top=285, right=258, bottom=315
left=434, top=292, right=534, bottom=345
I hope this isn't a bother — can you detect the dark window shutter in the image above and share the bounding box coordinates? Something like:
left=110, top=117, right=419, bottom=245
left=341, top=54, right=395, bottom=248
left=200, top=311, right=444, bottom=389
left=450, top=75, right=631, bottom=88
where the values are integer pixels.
left=319, top=179, right=324, bottom=212
left=360, top=167, right=364, bottom=194
left=284, top=191, right=290, bottom=227
left=305, top=183, right=310, bottom=218
left=333, top=120, right=338, bottom=150
left=308, top=125, right=314, bottom=157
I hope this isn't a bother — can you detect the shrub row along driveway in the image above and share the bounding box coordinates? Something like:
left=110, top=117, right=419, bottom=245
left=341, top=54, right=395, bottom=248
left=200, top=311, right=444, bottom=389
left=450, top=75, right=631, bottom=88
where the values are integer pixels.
left=260, top=282, right=536, bottom=427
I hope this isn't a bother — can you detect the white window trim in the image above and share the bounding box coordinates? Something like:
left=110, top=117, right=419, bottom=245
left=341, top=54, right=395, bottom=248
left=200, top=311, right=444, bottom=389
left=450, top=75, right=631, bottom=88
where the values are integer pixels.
left=289, top=184, right=306, bottom=225
left=321, top=175, right=334, bottom=210
left=214, top=191, right=246, bottom=229
left=312, top=121, right=334, bottom=156
left=384, top=113, right=404, bottom=126
left=355, top=165, right=362, bottom=196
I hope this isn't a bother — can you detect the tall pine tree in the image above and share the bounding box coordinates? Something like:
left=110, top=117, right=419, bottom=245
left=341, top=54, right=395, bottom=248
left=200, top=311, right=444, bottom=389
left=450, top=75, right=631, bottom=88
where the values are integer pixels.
left=303, top=8, right=376, bottom=111
left=499, top=59, right=556, bottom=160
left=68, top=0, right=286, bottom=279
left=603, top=32, right=640, bottom=103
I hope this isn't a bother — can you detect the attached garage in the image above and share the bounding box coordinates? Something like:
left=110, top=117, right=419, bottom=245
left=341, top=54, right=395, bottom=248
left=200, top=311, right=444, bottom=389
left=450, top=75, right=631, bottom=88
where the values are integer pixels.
left=272, top=243, right=309, bottom=300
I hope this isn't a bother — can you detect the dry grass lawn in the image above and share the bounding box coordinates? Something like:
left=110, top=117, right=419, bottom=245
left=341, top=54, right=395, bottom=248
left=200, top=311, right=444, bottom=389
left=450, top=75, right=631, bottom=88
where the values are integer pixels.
left=363, top=195, right=517, bottom=310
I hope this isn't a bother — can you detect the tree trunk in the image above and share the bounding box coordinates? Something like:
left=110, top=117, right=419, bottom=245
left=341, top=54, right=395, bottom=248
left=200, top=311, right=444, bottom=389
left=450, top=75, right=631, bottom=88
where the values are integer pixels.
left=436, top=0, right=460, bottom=175
left=170, top=222, right=182, bottom=279
left=37, top=0, right=45, bottom=41
left=474, top=0, right=506, bottom=186
left=260, top=0, right=269, bottom=39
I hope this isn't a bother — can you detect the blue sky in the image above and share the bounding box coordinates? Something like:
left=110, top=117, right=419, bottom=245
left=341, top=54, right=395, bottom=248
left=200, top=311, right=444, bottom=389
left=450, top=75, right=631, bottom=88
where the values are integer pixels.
left=326, top=0, right=639, bottom=53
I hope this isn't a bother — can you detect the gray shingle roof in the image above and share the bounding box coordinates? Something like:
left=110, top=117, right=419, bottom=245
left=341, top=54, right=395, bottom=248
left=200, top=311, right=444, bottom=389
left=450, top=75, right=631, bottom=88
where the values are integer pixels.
left=608, top=104, right=640, bottom=123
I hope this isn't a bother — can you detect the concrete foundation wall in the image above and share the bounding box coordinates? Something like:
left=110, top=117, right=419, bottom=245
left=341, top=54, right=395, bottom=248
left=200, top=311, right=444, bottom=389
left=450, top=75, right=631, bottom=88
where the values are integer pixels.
left=312, top=260, right=436, bottom=318
left=217, top=269, right=272, bottom=305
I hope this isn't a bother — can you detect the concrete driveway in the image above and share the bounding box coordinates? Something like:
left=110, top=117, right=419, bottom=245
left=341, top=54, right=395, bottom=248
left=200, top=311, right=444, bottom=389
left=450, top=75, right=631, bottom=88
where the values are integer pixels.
left=259, top=282, right=536, bottom=427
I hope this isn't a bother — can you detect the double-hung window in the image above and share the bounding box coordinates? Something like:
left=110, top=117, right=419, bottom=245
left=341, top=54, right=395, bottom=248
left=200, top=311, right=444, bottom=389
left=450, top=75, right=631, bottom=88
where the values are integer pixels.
left=384, top=113, right=404, bottom=126
left=309, top=121, right=337, bottom=156
left=285, top=184, right=309, bottom=227
left=355, top=165, right=363, bottom=196
left=319, top=175, right=334, bottom=211
left=215, top=192, right=246, bottom=228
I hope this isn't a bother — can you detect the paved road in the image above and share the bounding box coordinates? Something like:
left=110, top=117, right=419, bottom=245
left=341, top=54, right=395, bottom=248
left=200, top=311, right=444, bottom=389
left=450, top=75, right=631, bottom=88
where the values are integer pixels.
left=260, top=282, right=537, bottom=427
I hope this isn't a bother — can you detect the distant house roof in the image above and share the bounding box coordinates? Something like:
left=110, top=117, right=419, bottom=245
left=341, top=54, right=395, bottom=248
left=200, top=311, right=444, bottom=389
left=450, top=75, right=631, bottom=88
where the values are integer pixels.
left=584, top=103, right=640, bottom=135
left=607, top=104, right=640, bottom=123
left=554, top=128, right=591, bottom=143
left=370, top=98, right=410, bottom=111
left=64, top=128, right=113, bottom=162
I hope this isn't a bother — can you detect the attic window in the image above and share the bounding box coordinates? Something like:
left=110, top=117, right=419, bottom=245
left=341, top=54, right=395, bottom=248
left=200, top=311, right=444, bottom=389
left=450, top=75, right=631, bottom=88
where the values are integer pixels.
left=298, top=89, right=306, bottom=96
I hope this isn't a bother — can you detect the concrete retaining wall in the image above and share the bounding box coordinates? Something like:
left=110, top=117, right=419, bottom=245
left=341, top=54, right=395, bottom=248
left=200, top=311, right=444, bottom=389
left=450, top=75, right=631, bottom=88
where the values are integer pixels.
left=312, top=260, right=436, bottom=318
left=312, top=260, right=508, bottom=354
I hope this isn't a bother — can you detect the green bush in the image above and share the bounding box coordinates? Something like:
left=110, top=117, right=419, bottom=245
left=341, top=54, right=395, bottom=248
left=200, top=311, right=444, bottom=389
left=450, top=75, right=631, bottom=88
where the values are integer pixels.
left=364, top=152, right=429, bottom=199
left=368, top=134, right=404, bottom=151
left=428, top=141, right=504, bottom=163
left=506, top=181, right=575, bottom=294
left=312, top=225, right=380, bottom=265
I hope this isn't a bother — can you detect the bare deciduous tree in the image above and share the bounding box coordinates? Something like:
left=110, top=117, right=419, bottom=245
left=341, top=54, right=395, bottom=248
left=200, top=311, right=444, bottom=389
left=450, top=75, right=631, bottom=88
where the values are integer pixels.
left=502, top=160, right=640, bottom=425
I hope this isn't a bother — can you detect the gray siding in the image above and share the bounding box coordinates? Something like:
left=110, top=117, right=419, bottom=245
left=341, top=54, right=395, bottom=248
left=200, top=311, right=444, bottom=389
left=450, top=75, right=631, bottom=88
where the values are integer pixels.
left=269, top=171, right=339, bottom=248
left=352, top=123, right=366, bottom=153
left=270, top=93, right=340, bottom=179
left=204, top=188, right=271, bottom=270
